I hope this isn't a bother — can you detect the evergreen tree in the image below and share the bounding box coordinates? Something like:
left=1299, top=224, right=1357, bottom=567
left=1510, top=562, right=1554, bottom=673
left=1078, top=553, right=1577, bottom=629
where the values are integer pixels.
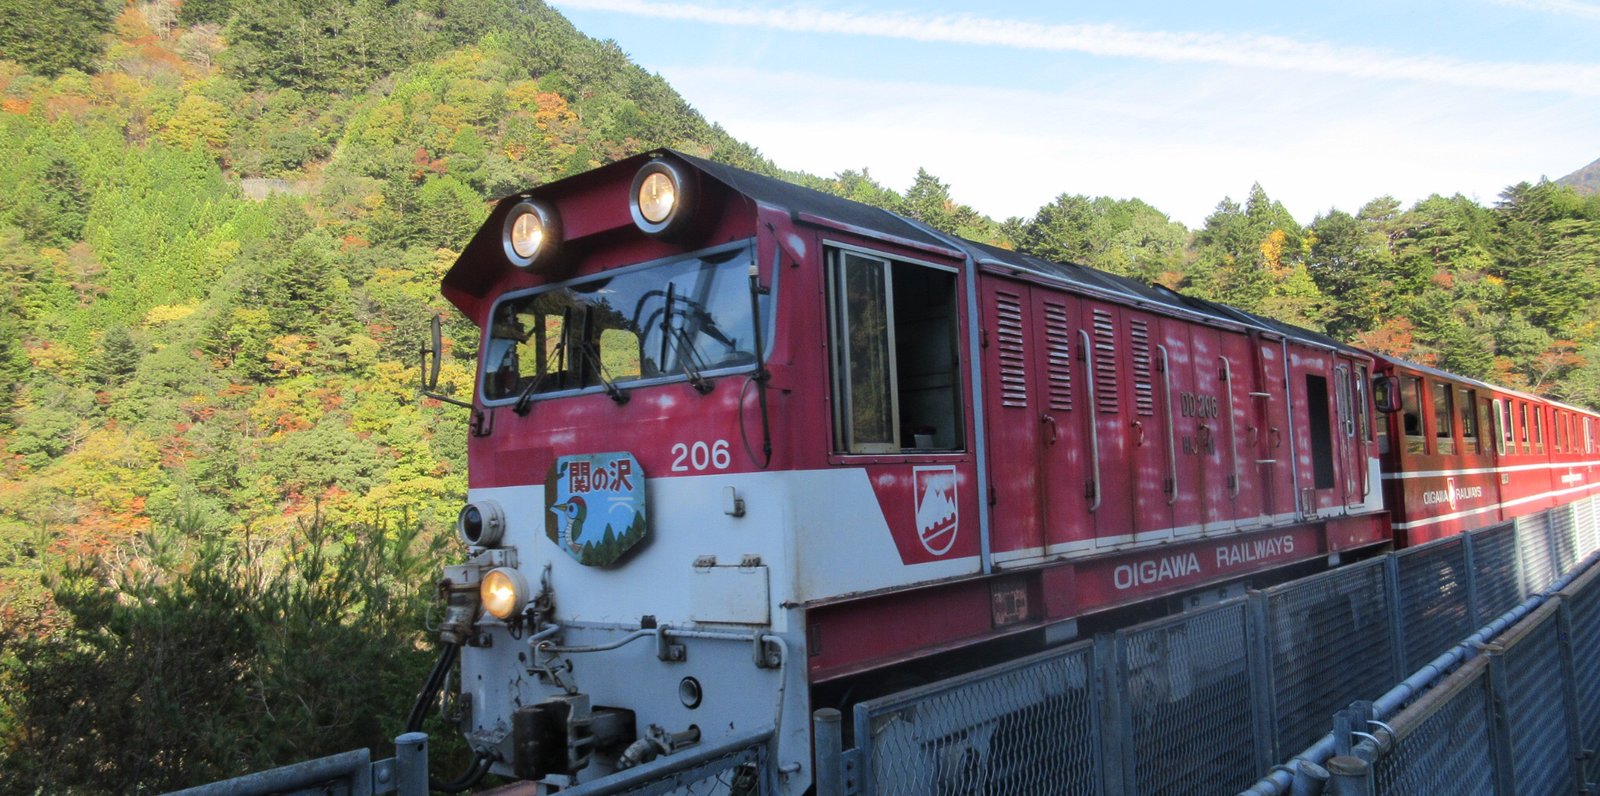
left=0, top=0, right=116, bottom=77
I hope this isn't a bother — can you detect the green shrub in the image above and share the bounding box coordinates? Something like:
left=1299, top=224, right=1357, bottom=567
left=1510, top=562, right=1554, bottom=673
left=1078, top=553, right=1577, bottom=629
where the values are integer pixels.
left=0, top=511, right=457, bottom=794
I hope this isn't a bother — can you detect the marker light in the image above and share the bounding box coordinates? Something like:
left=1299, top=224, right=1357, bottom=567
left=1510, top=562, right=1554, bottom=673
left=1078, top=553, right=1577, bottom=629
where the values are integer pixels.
left=502, top=199, right=562, bottom=270
left=481, top=567, right=527, bottom=621
left=456, top=500, right=506, bottom=547
left=629, top=158, right=697, bottom=238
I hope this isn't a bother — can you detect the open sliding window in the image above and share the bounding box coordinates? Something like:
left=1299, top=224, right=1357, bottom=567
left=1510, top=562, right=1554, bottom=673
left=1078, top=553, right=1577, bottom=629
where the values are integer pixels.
left=828, top=247, right=964, bottom=454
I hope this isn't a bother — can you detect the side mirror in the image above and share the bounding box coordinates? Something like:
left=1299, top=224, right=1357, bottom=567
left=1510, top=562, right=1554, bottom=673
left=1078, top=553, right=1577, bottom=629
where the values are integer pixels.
left=419, top=314, right=473, bottom=411
left=428, top=314, right=444, bottom=391
left=1372, top=375, right=1401, bottom=413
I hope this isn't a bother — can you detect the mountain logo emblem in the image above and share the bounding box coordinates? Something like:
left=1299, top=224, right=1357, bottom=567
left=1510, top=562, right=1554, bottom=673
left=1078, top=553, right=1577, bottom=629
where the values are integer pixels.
left=913, top=465, right=959, bottom=556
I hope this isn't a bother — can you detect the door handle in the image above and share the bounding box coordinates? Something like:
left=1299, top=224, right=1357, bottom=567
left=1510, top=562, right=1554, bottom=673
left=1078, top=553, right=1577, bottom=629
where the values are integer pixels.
left=1042, top=413, right=1058, bottom=444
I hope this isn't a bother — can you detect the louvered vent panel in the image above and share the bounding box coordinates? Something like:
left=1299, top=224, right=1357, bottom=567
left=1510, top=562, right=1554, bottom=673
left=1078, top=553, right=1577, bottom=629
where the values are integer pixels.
left=1042, top=300, right=1073, bottom=411
left=1093, top=308, right=1119, bottom=413
left=995, top=290, right=1028, bottom=408
left=1130, top=318, right=1155, bottom=416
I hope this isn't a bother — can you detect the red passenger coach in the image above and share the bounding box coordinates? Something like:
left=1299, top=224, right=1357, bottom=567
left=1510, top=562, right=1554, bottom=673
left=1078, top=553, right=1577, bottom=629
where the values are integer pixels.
left=1374, top=356, right=1600, bottom=545
left=424, top=150, right=1395, bottom=792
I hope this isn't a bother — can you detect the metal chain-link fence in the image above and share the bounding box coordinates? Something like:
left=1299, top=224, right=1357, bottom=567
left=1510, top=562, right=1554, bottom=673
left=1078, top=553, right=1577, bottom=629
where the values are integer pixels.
left=850, top=643, right=1100, bottom=796
left=832, top=495, right=1600, bottom=796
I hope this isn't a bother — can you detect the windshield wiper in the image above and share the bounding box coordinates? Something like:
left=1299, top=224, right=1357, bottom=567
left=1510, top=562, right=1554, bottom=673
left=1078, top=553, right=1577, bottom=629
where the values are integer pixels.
left=660, top=284, right=713, bottom=394
left=513, top=307, right=571, bottom=416
left=580, top=340, right=630, bottom=405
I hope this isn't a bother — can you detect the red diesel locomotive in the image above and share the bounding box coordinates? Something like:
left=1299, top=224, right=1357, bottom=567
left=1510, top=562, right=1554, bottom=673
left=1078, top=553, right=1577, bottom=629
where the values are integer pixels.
left=419, top=150, right=1600, bottom=792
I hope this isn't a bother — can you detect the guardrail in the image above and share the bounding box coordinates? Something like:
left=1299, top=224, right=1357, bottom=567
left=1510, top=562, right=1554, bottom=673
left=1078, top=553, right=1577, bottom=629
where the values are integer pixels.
left=163, top=727, right=775, bottom=796
left=814, top=496, right=1600, bottom=796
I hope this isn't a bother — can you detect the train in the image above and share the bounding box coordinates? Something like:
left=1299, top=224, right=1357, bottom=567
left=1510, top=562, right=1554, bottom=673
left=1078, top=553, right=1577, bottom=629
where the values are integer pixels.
left=414, top=149, right=1600, bottom=793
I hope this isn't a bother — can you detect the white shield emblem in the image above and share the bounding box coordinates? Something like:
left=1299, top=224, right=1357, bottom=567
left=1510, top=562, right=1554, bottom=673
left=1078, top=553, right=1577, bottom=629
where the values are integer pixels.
left=913, top=465, right=959, bottom=556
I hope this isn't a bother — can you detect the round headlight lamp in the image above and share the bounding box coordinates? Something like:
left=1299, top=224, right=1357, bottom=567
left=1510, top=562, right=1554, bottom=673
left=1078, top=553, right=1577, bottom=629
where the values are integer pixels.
left=502, top=198, right=562, bottom=270
left=637, top=171, right=677, bottom=224
left=629, top=158, right=697, bottom=238
left=480, top=567, right=528, bottom=621
left=456, top=500, right=506, bottom=548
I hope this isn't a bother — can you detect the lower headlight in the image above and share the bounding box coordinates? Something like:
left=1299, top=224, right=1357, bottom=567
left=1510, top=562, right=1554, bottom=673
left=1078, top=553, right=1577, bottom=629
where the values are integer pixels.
left=481, top=567, right=528, bottom=621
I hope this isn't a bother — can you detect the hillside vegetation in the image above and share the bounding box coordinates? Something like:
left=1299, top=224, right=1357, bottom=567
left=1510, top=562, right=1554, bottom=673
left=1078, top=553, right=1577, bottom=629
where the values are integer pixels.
left=0, top=0, right=1598, bottom=791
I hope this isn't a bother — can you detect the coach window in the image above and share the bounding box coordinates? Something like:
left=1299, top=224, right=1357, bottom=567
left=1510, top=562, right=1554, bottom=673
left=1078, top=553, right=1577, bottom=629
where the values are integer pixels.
left=1492, top=399, right=1509, bottom=456
left=1555, top=410, right=1565, bottom=452
left=1587, top=418, right=1594, bottom=454
left=1432, top=382, right=1455, bottom=455
left=1401, top=375, right=1426, bottom=454
left=1533, top=406, right=1545, bottom=454
left=1518, top=403, right=1531, bottom=453
left=827, top=247, right=963, bottom=454
left=1459, top=388, right=1479, bottom=454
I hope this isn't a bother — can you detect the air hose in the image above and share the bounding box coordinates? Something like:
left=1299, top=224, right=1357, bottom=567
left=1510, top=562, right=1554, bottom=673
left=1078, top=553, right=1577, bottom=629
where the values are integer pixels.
left=405, top=641, right=460, bottom=734
left=403, top=641, right=493, bottom=792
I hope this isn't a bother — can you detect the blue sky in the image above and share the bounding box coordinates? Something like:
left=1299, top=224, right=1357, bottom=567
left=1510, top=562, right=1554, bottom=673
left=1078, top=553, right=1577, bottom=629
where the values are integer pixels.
left=549, top=0, right=1600, bottom=228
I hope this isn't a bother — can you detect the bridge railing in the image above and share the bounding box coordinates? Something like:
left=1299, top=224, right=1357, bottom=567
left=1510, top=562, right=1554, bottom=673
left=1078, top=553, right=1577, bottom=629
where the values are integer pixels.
left=817, top=495, right=1600, bottom=796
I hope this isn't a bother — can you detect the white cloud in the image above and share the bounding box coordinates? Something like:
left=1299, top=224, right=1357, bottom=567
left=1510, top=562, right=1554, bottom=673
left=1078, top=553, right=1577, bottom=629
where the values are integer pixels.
left=555, top=0, right=1600, bottom=96
left=660, top=65, right=1596, bottom=228
left=1489, top=0, right=1600, bottom=21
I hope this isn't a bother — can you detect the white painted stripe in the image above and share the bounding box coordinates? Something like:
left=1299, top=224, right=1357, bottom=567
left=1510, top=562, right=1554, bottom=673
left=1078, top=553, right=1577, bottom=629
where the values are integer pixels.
left=1392, top=481, right=1600, bottom=530
left=991, top=512, right=1346, bottom=560
left=1381, top=460, right=1600, bottom=480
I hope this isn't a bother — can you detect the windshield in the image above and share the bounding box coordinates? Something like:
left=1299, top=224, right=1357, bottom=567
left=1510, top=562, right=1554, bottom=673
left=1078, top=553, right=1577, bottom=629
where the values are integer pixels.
left=482, top=242, right=767, bottom=401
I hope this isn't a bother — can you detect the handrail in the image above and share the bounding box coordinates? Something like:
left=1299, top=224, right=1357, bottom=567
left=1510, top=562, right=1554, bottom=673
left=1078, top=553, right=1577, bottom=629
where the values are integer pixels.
left=1159, top=344, right=1177, bottom=505
left=1222, top=356, right=1240, bottom=499
left=1079, top=329, right=1102, bottom=511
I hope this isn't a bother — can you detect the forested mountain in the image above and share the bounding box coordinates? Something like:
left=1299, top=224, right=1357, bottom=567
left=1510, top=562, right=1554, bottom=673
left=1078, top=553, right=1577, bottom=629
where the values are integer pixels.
left=0, top=0, right=1598, bottom=791
left=1559, top=157, right=1600, bottom=196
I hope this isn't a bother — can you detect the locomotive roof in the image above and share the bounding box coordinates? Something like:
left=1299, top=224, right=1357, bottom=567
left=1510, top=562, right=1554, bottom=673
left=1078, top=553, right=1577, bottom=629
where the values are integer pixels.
left=673, top=150, right=1361, bottom=356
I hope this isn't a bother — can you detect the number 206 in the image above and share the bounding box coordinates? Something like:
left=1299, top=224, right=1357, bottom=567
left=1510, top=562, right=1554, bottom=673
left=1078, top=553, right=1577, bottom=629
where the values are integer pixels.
left=670, top=440, right=731, bottom=472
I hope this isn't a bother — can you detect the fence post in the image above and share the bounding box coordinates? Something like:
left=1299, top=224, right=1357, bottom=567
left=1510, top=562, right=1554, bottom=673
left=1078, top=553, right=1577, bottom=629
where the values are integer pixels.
left=813, top=709, right=845, bottom=796
left=1556, top=597, right=1587, bottom=794
left=1463, top=530, right=1481, bottom=628
left=1095, top=633, right=1129, bottom=796
left=1484, top=649, right=1519, bottom=796
left=1246, top=590, right=1279, bottom=770
left=1383, top=553, right=1409, bottom=679
left=1325, top=755, right=1374, bottom=796
left=393, top=732, right=428, bottom=796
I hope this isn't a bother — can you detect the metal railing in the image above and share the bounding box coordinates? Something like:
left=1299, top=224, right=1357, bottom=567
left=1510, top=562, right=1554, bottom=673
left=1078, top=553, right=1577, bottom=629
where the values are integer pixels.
left=164, top=732, right=430, bottom=796
left=815, top=495, right=1600, bottom=796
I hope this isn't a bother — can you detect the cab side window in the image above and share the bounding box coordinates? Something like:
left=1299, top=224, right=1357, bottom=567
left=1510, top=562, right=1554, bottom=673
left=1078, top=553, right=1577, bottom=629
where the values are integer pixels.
left=828, top=248, right=964, bottom=454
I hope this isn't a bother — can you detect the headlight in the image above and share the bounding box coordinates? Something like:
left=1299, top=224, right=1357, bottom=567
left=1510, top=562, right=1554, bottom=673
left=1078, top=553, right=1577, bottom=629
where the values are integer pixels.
left=502, top=198, right=562, bottom=270
left=456, top=500, right=506, bottom=547
left=637, top=170, right=677, bottom=224
left=629, top=158, right=697, bottom=238
left=480, top=567, right=527, bottom=621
